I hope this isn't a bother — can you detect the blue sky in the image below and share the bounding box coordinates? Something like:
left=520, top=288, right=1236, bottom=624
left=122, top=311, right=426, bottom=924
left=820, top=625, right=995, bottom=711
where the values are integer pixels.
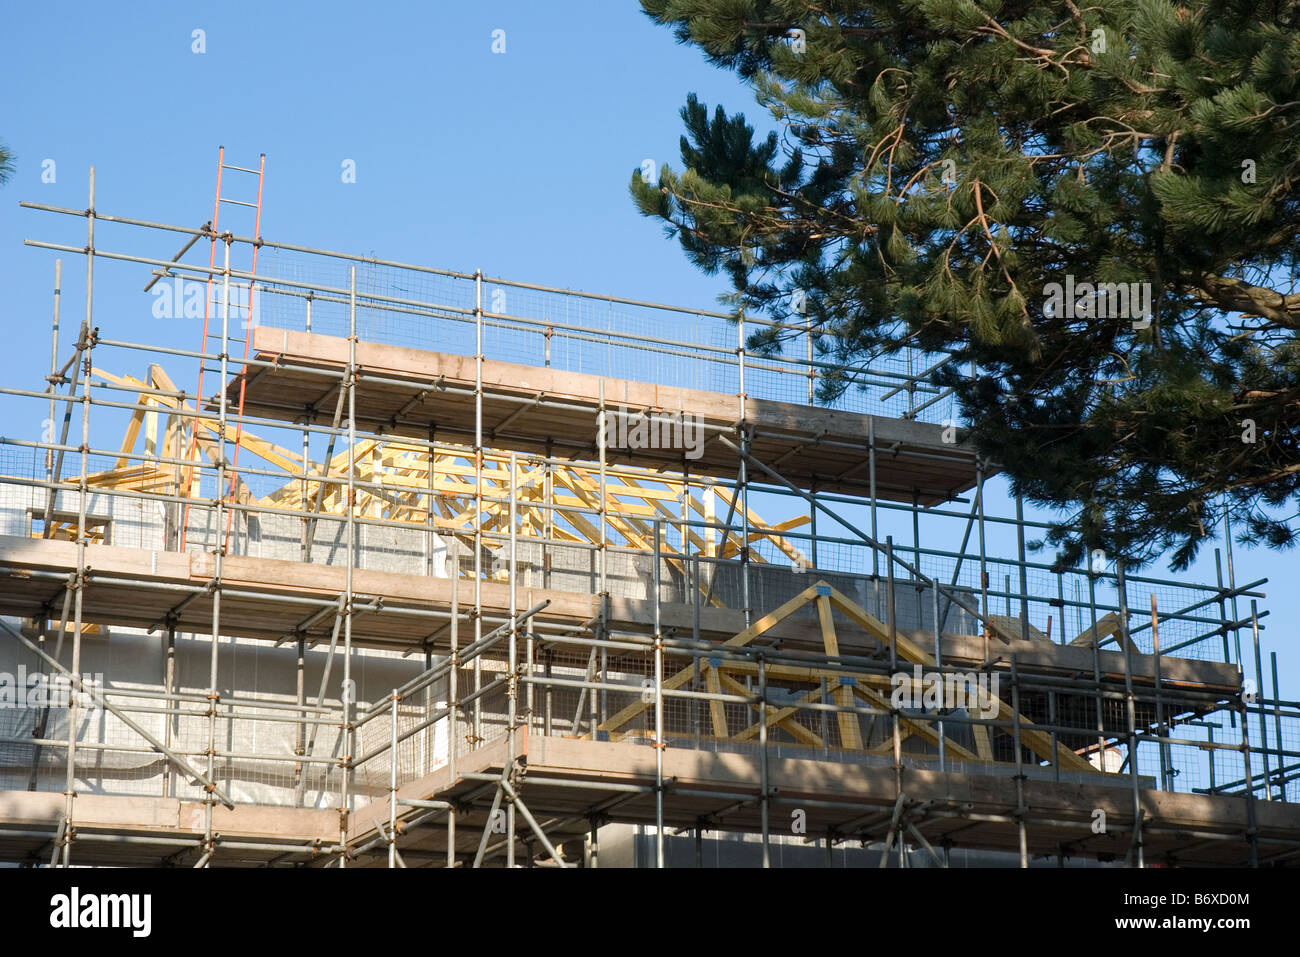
left=1, top=1, right=1293, bottom=704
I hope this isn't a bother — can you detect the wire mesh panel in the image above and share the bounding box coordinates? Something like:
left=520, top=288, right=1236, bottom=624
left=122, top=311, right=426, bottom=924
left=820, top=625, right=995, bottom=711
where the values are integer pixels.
left=249, top=248, right=961, bottom=424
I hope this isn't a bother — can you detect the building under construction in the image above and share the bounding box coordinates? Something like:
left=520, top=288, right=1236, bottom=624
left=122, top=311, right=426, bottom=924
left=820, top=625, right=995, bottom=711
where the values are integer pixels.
left=1, top=153, right=1297, bottom=868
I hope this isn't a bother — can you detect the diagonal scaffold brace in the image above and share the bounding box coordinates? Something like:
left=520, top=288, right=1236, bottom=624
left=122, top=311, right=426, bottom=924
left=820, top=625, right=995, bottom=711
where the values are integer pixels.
left=1, top=618, right=236, bottom=809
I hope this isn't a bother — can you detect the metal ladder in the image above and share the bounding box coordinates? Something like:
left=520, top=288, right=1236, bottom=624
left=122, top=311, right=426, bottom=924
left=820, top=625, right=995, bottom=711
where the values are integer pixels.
left=180, top=146, right=266, bottom=553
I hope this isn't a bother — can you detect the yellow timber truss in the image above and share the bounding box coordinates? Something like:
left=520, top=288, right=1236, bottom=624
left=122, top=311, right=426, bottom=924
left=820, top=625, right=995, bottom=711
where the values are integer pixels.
left=81, top=365, right=808, bottom=598
left=596, top=581, right=1102, bottom=773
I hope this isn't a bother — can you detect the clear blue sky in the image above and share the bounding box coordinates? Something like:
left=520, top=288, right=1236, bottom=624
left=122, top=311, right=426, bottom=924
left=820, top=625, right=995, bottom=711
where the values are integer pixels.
left=1, top=1, right=1293, bottom=703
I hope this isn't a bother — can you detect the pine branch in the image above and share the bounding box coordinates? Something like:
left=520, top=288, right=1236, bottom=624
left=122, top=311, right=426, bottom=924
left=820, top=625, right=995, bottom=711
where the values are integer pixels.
left=1193, top=276, right=1300, bottom=330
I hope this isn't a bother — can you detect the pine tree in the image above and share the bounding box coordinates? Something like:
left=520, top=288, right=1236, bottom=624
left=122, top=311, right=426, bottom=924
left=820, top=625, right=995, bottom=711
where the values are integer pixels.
left=630, top=0, right=1300, bottom=570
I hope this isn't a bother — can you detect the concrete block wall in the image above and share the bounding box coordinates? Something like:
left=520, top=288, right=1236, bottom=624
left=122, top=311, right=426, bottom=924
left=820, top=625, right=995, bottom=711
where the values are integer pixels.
left=696, top=562, right=979, bottom=634
left=0, top=475, right=983, bottom=814
left=0, top=624, right=445, bottom=808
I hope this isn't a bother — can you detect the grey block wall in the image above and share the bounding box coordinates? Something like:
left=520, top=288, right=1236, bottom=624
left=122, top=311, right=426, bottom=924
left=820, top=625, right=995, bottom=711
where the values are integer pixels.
left=0, top=623, right=445, bottom=808
left=690, top=561, right=978, bottom=634
left=0, top=473, right=981, bottom=813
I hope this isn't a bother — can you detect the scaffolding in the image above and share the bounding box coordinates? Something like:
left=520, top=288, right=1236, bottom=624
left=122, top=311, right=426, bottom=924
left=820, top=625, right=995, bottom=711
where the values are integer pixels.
left=0, top=162, right=1298, bottom=868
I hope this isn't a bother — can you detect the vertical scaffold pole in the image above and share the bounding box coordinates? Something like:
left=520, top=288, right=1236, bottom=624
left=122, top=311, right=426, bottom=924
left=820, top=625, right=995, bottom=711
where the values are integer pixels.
left=448, top=535, right=459, bottom=868
left=294, top=635, right=305, bottom=783
left=1010, top=654, right=1028, bottom=867
left=423, top=644, right=432, bottom=779
left=1055, top=572, right=1066, bottom=646
left=931, top=584, right=944, bottom=772
left=1239, top=685, right=1260, bottom=867
left=1015, top=494, right=1030, bottom=643
left=1116, top=559, right=1143, bottom=867
left=737, top=313, right=751, bottom=629
left=869, top=418, right=879, bottom=579
left=683, top=464, right=700, bottom=745
left=1087, top=572, right=1105, bottom=761
left=425, top=425, right=436, bottom=578
left=806, top=311, right=815, bottom=404
left=975, top=459, right=988, bottom=657
left=62, top=170, right=95, bottom=867
left=1213, top=549, right=1232, bottom=670
left=164, top=626, right=177, bottom=798
left=806, top=308, right=818, bottom=578
left=45, top=258, right=61, bottom=506
left=28, top=258, right=63, bottom=792
left=758, top=651, right=770, bottom=867
left=544, top=439, right=554, bottom=737
left=887, top=537, right=901, bottom=800
left=1270, top=650, right=1284, bottom=802
left=299, top=299, right=313, bottom=559
left=543, top=441, right=554, bottom=590
left=680, top=463, right=689, bottom=606
left=388, top=689, right=399, bottom=868
left=1224, top=502, right=1244, bottom=668
left=1250, top=601, right=1271, bottom=800
left=653, top=518, right=665, bottom=868
left=692, top=472, right=702, bottom=747
left=911, top=492, right=921, bottom=583
left=598, top=381, right=608, bottom=726
left=473, top=270, right=483, bottom=747
left=200, top=230, right=232, bottom=869
left=809, top=481, right=818, bottom=570
left=340, top=265, right=358, bottom=865
left=507, top=451, right=518, bottom=868
left=1151, top=594, right=1170, bottom=789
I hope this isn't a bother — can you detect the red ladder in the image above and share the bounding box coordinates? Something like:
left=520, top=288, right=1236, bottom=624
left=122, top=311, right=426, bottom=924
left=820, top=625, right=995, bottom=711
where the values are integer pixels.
left=180, top=146, right=265, bottom=553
